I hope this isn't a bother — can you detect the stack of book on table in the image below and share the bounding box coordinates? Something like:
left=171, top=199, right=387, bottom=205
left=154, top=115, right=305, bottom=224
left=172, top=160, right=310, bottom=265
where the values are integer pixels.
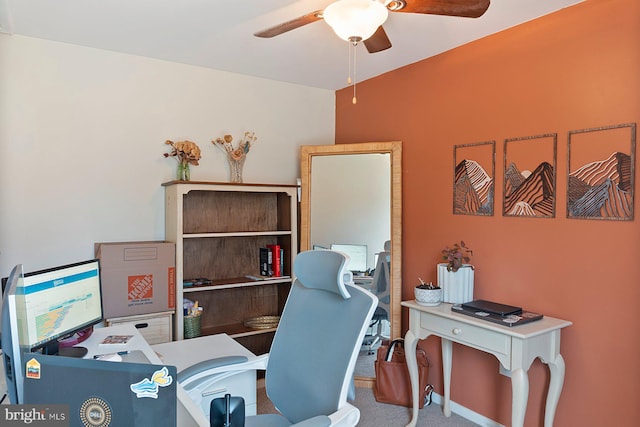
left=452, top=299, right=543, bottom=327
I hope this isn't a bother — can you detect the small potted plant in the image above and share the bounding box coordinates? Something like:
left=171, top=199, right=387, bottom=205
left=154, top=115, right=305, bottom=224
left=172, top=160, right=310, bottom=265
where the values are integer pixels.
left=414, top=277, right=443, bottom=306
left=441, top=240, right=473, bottom=272
left=438, top=240, right=475, bottom=304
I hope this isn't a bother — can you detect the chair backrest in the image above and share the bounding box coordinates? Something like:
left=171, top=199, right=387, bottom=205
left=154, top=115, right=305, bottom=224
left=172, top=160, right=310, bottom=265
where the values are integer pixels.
left=264, top=250, right=377, bottom=424
left=371, top=250, right=391, bottom=295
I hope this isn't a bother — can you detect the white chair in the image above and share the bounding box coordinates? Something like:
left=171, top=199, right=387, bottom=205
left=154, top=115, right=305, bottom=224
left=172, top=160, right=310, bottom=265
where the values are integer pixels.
left=178, top=250, right=377, bottom=427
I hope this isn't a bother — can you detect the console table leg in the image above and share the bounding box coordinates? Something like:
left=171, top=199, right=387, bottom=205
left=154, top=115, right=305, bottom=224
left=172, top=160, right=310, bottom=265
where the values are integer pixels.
left=442, top=338, right=453, bottom=417
left=404, top=330, right=420, bottom=427
left=544, top=354, right=566, bottom=427
left=511, top=368, right=529, bottom=427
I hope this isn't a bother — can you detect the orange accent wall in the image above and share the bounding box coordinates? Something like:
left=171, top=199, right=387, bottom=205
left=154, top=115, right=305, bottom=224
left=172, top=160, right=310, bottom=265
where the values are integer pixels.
left=335, top=0, right=639, bottom=425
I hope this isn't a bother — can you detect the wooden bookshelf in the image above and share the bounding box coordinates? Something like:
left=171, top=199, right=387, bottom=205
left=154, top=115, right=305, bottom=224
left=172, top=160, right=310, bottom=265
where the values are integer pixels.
left=163, top=181, right=298, bottom=355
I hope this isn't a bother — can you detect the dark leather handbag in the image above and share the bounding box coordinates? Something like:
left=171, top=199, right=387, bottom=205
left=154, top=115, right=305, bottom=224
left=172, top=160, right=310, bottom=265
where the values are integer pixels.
left=374, top=338, right=431, bottom=408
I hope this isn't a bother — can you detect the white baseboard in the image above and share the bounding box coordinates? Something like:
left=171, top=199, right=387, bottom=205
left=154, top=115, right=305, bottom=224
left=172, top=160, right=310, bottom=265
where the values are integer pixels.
left=430, top=392, right=505, bottom=427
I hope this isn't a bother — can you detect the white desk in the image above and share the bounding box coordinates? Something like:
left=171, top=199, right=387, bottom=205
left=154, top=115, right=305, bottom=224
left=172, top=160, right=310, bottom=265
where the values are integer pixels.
left=402, top=301, right=572, bottom=427
left=0, top=325, right=254, bottom=427
left=78, top=324, right=213, bottom=427
left=0, top=325, right=156, bottom=404
left=153, top=334, right=257, bottom=422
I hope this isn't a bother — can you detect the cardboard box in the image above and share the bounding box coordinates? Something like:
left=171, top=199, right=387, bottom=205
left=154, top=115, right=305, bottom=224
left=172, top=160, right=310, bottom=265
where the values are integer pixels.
left=95, top=241, right=176, bottom=318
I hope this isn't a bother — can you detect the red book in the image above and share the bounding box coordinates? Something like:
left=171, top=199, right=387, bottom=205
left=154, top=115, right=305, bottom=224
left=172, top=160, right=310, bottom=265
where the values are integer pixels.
left=267, top=244, right=281, bottom=277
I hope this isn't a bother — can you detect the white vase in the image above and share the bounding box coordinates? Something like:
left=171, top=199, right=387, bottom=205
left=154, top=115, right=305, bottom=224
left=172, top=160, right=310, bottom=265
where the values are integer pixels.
left=437, top=263, right=474, bottom=304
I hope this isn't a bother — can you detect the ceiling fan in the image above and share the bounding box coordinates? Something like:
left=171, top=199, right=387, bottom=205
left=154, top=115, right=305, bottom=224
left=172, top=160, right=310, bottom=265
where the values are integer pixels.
left=254, top=0, right=491, bottom=53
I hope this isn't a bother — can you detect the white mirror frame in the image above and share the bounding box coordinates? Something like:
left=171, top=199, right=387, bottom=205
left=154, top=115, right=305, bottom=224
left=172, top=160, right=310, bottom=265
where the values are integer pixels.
left=300, top=141, right=402, bottom=387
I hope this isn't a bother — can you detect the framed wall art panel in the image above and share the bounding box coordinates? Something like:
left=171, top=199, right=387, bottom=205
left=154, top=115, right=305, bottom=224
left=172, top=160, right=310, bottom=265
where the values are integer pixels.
left=453, top=141, right=495, bottom=216
left=503, top=133, right=557, bottom=218
left=567, top=123, right=636, bottom=221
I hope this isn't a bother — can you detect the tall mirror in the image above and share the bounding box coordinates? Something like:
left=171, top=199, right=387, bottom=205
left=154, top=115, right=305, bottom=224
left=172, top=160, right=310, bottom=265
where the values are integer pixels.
left=300, top=141, right=402, bottom=387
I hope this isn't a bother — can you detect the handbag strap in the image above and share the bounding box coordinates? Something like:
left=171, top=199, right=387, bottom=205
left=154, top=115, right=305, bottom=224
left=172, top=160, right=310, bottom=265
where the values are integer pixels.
left=384, top=338, right=404, bottom=362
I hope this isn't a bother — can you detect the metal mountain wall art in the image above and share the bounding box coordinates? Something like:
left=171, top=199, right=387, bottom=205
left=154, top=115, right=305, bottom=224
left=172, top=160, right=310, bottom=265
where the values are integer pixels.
left=504, top=162, right=555, bottom=216
left=567, top=123, right=636, bottom=221
left=503, top=133, right=557, bottom=218
left=453, top=141, right=495, bottom=216
left=451, top=123, right=635, bottom=221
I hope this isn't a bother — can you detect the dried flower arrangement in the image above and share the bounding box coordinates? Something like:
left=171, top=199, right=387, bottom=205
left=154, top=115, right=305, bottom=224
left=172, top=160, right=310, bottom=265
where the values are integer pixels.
left=163, top=140, right=202, bottom=166
left=212, top=131, right=257, bottom=161
left=164, top=140, right=201, bottom=181
left=442, top=240, right=473, bottom=272
left=212, top=132, right=257, bottom=183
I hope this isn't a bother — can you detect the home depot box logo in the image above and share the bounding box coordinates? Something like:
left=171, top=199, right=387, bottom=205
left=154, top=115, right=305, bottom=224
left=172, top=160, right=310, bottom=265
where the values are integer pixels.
left=128, top=274, right=153, bottom=301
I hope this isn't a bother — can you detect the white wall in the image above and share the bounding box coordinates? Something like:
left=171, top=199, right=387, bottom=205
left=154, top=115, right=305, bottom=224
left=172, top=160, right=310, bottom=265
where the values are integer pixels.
left=0, top=35, right=335, bottom=275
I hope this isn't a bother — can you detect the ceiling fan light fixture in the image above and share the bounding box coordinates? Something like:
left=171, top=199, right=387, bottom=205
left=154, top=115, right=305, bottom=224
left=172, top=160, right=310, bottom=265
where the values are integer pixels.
left=323, top=0, right=389, bottom=42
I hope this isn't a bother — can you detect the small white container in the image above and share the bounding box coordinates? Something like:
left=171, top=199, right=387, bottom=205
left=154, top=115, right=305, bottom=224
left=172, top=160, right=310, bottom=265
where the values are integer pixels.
left=414, top=286, right=443, bottom=306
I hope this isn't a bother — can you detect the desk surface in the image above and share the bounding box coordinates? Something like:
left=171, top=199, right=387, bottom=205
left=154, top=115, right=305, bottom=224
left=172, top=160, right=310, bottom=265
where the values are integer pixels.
left=152, top=334, right=255, bottom=371
left=81, top=323, right=162, bottom=362
left=402, top=300, right=572, bottom=338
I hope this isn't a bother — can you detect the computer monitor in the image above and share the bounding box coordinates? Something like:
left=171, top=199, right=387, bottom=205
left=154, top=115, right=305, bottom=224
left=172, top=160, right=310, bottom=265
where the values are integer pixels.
left=1, top=264, right=26, bottom=404
left=330, top=244, right=368, bottom=273
left=16, top=259, right=104, bottom=358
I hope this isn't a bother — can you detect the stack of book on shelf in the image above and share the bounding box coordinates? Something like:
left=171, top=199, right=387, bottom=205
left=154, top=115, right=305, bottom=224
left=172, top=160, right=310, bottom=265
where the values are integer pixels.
left=259, top=244, right=283, bottom=277
left=183, top=278, right=212, bottom=287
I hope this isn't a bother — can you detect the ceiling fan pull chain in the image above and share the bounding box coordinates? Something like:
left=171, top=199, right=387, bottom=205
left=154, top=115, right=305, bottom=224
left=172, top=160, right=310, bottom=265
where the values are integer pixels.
left=352, top=43, right=357, bottom=105
left=350, top=39, right=358, bottom=105
left=347, top=41, right=352, bottom=86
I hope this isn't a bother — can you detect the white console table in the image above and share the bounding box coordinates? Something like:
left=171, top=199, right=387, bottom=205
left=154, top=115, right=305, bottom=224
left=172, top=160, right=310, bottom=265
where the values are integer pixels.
left=401, top=301, right=572, bottom=427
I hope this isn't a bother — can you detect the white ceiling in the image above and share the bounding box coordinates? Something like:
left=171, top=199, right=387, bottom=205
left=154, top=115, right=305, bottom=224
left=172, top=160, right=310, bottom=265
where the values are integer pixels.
left=1, top=0, right=583, bottom=90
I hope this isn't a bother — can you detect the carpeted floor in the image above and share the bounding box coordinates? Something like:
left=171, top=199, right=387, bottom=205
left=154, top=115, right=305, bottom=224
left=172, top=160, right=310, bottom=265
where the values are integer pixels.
left=257, top=385, right=479, bottom=426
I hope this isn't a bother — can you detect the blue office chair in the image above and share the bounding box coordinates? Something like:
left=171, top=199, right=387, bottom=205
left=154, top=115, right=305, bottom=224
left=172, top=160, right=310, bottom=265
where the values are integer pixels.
left=363, top=242, right=391, bottom=354
left=179, top=250, right=377, bottom=427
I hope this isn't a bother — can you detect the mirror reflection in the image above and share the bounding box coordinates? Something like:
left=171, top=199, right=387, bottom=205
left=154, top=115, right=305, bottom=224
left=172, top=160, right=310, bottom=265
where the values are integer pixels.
left=300, top=142, right=402, bottom=386
left=311, top=154, right=391, bottom=376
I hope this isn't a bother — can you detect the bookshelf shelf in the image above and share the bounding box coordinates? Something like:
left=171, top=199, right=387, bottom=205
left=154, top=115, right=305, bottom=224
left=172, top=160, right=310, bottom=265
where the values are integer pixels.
left=202, top=323, right=278, bottom=338
left=163, top=181, right=298, bottom=354
left=183, top=230, right=293, bottom=239
left=182, top=276, right=292, bottom=293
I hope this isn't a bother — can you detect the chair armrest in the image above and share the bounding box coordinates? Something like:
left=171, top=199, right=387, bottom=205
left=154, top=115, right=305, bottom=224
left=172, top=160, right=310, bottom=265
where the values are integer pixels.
left=178, top=353, right=269, bottom=391
left=178, top=355, right=248, bottom=382
left=327, top=403, right=360, bottom=427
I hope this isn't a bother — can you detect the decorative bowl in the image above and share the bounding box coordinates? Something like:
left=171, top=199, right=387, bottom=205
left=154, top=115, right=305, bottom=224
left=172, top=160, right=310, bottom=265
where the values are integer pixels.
left=414, top=287, right=443, bottom=306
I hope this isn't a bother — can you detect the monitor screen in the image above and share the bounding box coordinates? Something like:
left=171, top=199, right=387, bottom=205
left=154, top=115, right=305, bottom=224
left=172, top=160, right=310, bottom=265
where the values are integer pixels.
left=16, top=259, right=103, bottom=355
left=330, top=244, right=368, bottom=272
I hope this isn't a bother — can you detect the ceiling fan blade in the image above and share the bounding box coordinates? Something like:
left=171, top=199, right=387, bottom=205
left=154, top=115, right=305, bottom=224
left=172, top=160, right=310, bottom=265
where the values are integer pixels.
left=364, top=26, right=392, bottom=53
left=254, top=10, right=324, bottom=38
left=389, top=0, right=490, bottom=18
